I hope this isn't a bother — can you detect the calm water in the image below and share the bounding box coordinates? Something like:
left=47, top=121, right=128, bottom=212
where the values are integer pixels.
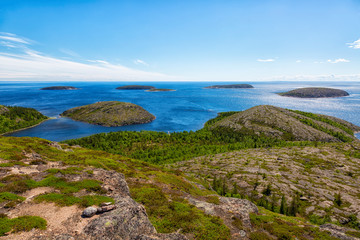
left=1, top=81, right=360, bottom=141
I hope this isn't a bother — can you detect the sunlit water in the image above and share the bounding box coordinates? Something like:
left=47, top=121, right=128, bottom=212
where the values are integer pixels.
left=1, top=81, right=359, bottom=141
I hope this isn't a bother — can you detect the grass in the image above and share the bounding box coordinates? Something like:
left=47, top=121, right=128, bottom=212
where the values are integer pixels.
left=0, top=215, right=47, bottom=236
left=130, top=184, right=231, bottom=240
left=34, top=193, right=114, bottom=207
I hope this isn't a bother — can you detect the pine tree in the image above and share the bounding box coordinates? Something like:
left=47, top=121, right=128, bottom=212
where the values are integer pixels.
left=280, top=195, right=287, bottom=215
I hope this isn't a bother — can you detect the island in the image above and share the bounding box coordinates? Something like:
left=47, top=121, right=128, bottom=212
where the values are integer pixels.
left=116, top=85, right=155, bottom=90
left=61, top=101, right=155, bottom=126
left=145, top=88, right=175, bottom=92
left=205, top=84, right=254, bottom=89
left=278, top=87, right=349, bottom=98
left=40, top=86, right=79, bottom=90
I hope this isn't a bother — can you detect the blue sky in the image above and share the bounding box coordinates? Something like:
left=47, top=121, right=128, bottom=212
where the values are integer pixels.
left=1, top=0, right=360, bottom=81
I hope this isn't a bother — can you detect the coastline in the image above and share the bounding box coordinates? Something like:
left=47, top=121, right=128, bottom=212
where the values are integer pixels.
left=1, top=118, right=54, bottom=136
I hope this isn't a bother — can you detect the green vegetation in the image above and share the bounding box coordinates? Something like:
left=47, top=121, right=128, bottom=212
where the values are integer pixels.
left=61, top=101, right=155, bottom=127
left=34, top=193, right=114, bottom=207
left=0, top=215, right=47, bottom=236
left=130, top=184, right=231, bottom=239
left=250, top=208, right=338, bottom=240
left=0, top=174, right=104, bottom=194
left=0, top=105, right=48, bottom=134
left=278, top=87, right=349, bottom=98
left=64, top=128, right=313, bottom=164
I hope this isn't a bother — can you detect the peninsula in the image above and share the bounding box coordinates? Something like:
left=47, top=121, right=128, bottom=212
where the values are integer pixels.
left=278, top=87, right=349, bottom=98
left=61, top=101, right=155, bottom=126
left=40, top=86, right=79, bottom=90
left=205, top=84, right=254, bottom=89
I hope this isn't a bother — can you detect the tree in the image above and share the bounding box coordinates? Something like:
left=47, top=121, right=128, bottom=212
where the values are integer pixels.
left=334, top=192, right=342, bottom=207
left=280, top=195, right=287, bottom=215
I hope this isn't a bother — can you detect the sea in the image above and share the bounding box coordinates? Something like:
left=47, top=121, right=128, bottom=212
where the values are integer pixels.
left=1, top=81, right=359, bottom=142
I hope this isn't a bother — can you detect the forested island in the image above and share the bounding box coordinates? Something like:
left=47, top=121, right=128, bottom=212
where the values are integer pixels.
left=116, top=85, right=155, bottom=90
left=278, top=87, right=349, bottom=98
left=0, top=105, right=48, bottom=134
left=61, top=101, right=155, bottom=126
left=40, top=86, right=79, bottom=90
left=205, top=84, right=254, bottom=89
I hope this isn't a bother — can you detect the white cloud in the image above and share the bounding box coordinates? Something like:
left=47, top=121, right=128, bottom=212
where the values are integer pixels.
left=0, top=34, right=170, bottom=81
left=257, top=58, right=275, bottom=62
left=348, top=39, right=360, bottom=49
left=134, top=59, right=149, bottom=66
left=296, top=60, right=301, bottom=63
left=327, top=58, right=350, bottom=63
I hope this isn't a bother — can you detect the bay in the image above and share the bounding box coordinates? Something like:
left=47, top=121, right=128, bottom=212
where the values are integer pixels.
left=1, top=81, right=359, bottom=141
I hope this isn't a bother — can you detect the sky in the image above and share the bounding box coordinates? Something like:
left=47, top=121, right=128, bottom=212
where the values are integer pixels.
left=1, top=0, right=360, bottom=82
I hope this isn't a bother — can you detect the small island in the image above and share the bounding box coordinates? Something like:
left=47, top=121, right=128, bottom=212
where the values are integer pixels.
left=61, top=101, right=155, bottom=127
left=278, top=87, right=349, bottom=98
left=116, top=85, right=155, bottom=90
left=40, top=86, right=79, bottom=90
left=145, top=88, right=175, bottom=92
left=205, top=84, right=254, bottom=89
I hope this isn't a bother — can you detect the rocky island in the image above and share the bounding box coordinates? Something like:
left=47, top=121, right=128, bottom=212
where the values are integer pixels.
left=205, top=84, right=254, bottom=89
left=278, top=87, right=349, bottom=98
left=116, top=85, right=155, bottom=90
left=146, top=88, right=175, bottom=92
left=61, top=101, right=155, bottom=126
left=40, top=86, right=79, bottom=90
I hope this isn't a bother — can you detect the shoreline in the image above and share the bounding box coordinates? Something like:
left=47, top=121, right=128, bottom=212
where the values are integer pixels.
left=1, top=118, right=54, bottom=136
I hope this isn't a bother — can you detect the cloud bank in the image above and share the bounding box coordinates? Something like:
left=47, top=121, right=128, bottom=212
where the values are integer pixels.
left=348, top=38, right=360, bottom=49
left=327, top=58, right=350, bottom=64
left=0, top=33, right=169, bottom=81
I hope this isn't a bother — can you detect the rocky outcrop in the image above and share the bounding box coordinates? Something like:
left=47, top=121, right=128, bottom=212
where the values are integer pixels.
left=0, top=105, right=9, bottom=114
left=208, top=105, right=360, bottom=142
left=61, top=101, right=155, bottom=127
left=320, top=224, right=359, bottom=240
left=40, top=86, right=79, bottom=90
left=205, top=84, right=254, bottom=89
left=278, top=87, right=349, bottom=98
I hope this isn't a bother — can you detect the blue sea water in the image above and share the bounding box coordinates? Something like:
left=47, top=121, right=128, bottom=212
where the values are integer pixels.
left=1, top=81, right=360, bottom=141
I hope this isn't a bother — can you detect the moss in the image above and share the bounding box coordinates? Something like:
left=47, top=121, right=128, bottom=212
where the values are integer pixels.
left=0, top=215, right=46, bottom=236
left=46, top=167, right=83, bottom=175
left=206, top=195, right=220, bottom=205
left=131, top=184, right=231, bottom=240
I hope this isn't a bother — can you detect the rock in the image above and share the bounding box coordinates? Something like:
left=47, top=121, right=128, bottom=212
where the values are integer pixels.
left=320, top=223, right=359, bottom=240
left=82, top=207, right=98, bottom=217
left=100, top=202, right=113, bottom=207
left=49, top=142, right=63, bottom=150
left=97, top=204, right=117, bottom=213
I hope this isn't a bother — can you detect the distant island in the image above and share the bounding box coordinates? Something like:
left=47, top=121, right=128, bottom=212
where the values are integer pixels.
left=146, top=88, right=175, bottom=92
left=116, top=85, right=155, bottom=90
left=278, top=87, right=349, bottom=98
left=40, top=86, right=79, bottom=90
left=205, top=84, right=254, bottom=89
left=61, top=101, right=155, bottom=127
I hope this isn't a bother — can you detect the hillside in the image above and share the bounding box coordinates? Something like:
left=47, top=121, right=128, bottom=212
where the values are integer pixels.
left=0, top=136, right=350, bottom=240
left=61, top=101, right=155, bottom=127
left=207, top=105, right=360, bottom=142
left=173, top=142, right=360, bottom=237
left=278, top=88, right=349, bottom=98
left=0, top=105, right=48, bottom=134
left=205, top=84, right=254, bottom=89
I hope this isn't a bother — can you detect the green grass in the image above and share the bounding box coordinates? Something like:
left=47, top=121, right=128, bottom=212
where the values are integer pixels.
left=0, top=215, right=47, bottom=236
left=130, top=184, right=231, bottom=240
left=34, top=193, right=114, bottom=207
left=46, top=167, right=83, bottom=175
